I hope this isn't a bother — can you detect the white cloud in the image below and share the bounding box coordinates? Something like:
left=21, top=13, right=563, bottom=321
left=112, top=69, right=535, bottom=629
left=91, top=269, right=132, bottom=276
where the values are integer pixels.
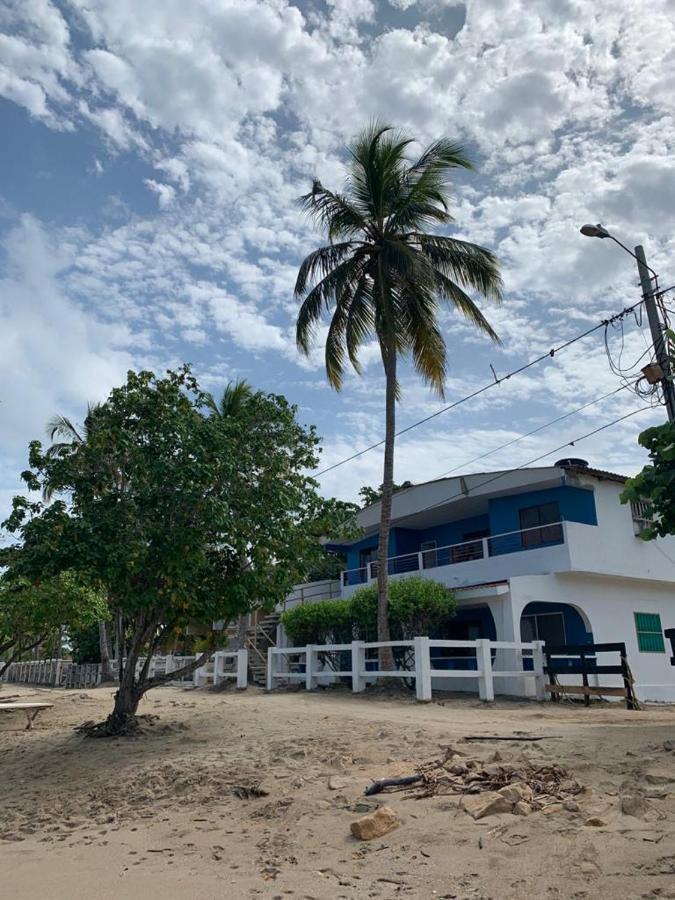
left=1, top=0, right=672, bottom=513
left=0, top=216, right=135, bottom=507
left=144, top=179, right=176, bottom=209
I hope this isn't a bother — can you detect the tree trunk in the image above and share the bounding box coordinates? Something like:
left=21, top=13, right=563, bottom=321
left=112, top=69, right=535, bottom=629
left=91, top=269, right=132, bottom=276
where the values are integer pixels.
left=98, top=620, right=114, bottom=682
left=377, top=345, right=397, bottom=671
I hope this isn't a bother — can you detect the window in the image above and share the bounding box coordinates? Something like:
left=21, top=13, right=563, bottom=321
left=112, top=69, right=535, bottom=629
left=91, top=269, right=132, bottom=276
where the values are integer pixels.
left=634, top=612, right=665, bottom=653
left=420, top=540, right=437, bottom=569
left=520, top=612, right=566, bottom=647
left=519, top=501, right=563, bottom=547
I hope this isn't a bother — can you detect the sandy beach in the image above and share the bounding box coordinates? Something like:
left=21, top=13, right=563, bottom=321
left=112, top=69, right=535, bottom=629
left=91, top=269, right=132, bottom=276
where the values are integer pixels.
left=1, top=683, right=674, bottom=899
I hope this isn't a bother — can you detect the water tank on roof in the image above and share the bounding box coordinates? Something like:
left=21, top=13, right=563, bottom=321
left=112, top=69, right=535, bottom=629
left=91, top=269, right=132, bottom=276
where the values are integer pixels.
left=555, top=458, right=589, bottom=469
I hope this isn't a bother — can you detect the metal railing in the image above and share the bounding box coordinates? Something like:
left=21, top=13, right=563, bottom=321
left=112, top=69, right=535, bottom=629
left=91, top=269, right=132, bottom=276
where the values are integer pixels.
left=341, top=522, right=566, bottom=586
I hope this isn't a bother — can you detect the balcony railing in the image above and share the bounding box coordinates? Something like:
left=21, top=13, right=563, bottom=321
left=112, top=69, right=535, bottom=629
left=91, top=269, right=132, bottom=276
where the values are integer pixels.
left=341, top=522, right=565, bottom=587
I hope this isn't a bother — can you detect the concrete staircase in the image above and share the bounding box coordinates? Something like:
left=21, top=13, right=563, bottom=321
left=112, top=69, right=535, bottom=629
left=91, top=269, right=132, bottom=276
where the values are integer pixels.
left=244, top=612, right=280, bottom=686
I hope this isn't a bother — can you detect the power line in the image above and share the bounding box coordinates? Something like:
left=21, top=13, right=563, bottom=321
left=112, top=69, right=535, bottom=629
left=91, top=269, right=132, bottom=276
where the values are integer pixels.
left=433, top=380, right=637, bottom=480
left=315, top=299, right=645, bottom=478
left=398, top=405, right=653, bottom=520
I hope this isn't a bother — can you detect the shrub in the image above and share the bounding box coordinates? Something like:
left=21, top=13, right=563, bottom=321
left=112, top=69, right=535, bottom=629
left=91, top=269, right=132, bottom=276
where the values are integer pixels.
left=281, top=598, right=354, bottom=646
left=281, top=576, right=456, bottom=645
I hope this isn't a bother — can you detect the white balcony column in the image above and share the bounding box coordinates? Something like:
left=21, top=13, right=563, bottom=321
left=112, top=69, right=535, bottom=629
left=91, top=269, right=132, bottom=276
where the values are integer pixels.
left=417, top=551, right=424, bottom=572
left=481, top=536, right=490, bottom=559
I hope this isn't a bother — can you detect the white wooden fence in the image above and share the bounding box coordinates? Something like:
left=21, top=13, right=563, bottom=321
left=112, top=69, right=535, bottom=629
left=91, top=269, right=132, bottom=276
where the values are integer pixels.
left=193, top=649, right=248, bottom=689
left=267, top=637, right=546, bottom=702
left=2, top=652, right=248, bottom=691
left=2, top=659, right=102, bottom=689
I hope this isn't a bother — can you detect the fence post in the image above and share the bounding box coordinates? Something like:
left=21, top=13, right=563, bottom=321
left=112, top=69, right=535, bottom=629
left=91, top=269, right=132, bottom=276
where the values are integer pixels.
left=305, top=645, right=317, bottom=691
left=414, top=636, right=432, bottom=702
left=351, top=641, right=366, bottom=693
left=236, top=649, right=248, bottom=689
left=477, top=639, right=494, bottom=702
left=266, top=647, right=275, bottom=691
left=532, top=640, right=546, bottom=701
left=212, top=651, right=222, bottom=688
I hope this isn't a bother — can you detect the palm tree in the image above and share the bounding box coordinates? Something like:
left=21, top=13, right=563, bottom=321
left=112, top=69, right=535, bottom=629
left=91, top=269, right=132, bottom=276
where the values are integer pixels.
left=294, top=123, right=502, bottom=669
left=44, top=408, right=115, bottom=681
left=206, top=379, right=257, bottom=651
left=207, top=379, right=254, bottom=419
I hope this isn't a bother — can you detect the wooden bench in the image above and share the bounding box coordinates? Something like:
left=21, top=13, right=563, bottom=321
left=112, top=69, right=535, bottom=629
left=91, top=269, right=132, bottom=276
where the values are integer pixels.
left=0, top=702, right=54, bottom=730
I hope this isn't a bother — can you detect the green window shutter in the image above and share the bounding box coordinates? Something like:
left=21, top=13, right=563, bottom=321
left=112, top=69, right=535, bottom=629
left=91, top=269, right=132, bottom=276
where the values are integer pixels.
left=634, top=612, right=665, bottom=653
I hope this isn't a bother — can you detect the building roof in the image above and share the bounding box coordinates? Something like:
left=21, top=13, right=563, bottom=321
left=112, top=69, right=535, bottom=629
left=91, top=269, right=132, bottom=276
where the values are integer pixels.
left=329, top=462, right=628, bottom=549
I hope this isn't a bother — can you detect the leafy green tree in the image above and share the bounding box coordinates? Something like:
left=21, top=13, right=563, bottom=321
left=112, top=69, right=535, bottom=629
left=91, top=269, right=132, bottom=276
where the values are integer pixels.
left=70, top=622, right=103, bottom=664
left=4, top=367, right=355, bottom=734
left=294, top=122, right=502, bottom=667
left=621, top=420, right=675, bottom=538
left=44, top=407, right=115, bottom=680
left=0, top=571, right=106, bottom=677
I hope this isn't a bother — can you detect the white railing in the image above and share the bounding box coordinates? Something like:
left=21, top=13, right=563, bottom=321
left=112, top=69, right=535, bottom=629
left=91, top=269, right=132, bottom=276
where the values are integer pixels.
left=193, top=649, right=248, bottom=689
left=2, top=659, right=102, bottom=689
left=267, top=638, right=546, bottom=702
left=341, top=522, right=566, bottom=586
left=630, top=499, right=654, bottom=535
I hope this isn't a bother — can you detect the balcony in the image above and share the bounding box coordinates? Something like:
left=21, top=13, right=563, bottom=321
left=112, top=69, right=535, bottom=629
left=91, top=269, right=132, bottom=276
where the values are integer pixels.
left=341, top=522, right=566, bottom=588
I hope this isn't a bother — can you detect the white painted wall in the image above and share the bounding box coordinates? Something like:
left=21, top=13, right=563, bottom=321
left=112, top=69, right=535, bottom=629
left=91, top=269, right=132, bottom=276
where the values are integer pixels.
left=566, top=478, right=675, bottom=583
left=510, top=572, right=675, bottom=702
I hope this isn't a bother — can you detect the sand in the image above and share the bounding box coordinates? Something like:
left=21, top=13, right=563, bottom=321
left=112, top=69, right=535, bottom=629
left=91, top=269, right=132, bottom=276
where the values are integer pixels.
left=1, top=683, right=674, bottom=899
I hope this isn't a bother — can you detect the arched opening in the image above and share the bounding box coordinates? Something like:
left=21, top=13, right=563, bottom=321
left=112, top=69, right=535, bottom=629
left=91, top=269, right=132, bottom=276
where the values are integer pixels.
left=520, top=601, right=594, bottom=647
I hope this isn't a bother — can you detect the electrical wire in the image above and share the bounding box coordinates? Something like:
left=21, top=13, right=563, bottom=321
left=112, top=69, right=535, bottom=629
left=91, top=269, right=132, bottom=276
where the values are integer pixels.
left=432, top=380, right=637, bottom=480
left=315, top=299, right=645, bottom=478
left=392, top=405, right=654, bottom=521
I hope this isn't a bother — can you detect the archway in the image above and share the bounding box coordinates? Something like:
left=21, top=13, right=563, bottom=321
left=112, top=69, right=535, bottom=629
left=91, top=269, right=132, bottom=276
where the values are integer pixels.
left=520, top=601, right=594, bottom=647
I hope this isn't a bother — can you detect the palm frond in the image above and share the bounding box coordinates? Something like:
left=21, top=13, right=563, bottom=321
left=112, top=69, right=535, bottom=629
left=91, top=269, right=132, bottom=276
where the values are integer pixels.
left=296, top=254, right=367, bottom=354
left=416, top=234, right=503, bottom=304
left=299, top=181, right=369, bottom=240
left=46, top=415, right=83, bottom=443
left=294, top=242, right=359, bottom=298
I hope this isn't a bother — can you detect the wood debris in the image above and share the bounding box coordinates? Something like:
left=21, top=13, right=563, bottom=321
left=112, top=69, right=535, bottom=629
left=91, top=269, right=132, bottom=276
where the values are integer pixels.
left=365, top=747, right=583, bottom=812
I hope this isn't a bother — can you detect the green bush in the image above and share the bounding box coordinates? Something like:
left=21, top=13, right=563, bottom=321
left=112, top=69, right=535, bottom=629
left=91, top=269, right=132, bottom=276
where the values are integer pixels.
left=281, top=598, right=354, bottom=646
left=281, top=576, right=456, bottom=645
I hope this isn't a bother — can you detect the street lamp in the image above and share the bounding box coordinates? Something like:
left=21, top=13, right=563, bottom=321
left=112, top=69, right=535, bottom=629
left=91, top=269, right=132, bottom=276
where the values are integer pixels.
left=580, top=223, right=675, bottom=422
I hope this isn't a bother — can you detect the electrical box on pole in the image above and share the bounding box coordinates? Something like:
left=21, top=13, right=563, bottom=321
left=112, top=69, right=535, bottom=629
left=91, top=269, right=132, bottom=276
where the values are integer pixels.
left=634, top=244, right=675, bottom=423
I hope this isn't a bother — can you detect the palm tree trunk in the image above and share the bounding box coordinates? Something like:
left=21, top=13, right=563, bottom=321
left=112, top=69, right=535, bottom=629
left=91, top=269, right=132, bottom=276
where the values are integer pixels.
left=98, top=620, right=114, bottom=682
left=376, top=345, right=396, bottom=671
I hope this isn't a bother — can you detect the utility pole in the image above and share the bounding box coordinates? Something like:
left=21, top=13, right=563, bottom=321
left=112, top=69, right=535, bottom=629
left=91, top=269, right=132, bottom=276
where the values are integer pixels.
left=634, top=244, right=675, bottom=423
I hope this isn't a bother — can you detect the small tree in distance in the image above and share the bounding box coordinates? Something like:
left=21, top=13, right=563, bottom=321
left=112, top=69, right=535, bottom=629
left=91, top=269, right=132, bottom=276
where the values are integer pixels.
left=0, top=571, right=106, bottom=678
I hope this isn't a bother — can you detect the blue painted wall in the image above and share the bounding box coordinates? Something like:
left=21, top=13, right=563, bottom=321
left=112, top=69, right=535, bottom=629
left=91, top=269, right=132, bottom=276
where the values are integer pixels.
left=418, top=514, right=490, bottom=548
left=520, top=601, right=593, bottom=645
left=488, top=485, right=597, bottom=535
left=341, top=485, right=597, bottom=580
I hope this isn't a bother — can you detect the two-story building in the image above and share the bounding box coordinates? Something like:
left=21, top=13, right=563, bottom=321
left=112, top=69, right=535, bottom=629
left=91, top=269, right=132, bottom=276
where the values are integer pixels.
left=285, top=459, right=675, bottom=702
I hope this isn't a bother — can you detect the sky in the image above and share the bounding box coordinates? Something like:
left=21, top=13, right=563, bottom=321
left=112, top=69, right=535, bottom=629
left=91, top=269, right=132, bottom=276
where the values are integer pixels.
left=1, top=0, right=675, bottom=521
